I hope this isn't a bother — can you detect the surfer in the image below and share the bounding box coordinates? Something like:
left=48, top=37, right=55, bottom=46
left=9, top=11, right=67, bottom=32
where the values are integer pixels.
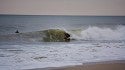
left=15, top=30, right=19, bottom=33
left=64, top=33, right=70, bottom=42
left=65, top=33, right=70, bottom=38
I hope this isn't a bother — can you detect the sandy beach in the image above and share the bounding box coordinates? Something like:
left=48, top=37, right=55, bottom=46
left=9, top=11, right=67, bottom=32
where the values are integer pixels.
left=27, top=60, right=125, bottom=70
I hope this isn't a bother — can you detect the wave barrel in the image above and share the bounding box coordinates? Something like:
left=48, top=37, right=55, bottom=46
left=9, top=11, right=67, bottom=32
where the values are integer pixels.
left=43, top=29, right=70, bottom=42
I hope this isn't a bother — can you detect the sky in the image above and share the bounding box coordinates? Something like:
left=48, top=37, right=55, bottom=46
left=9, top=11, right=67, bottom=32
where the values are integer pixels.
left=0, top=0, right=125, bottom=16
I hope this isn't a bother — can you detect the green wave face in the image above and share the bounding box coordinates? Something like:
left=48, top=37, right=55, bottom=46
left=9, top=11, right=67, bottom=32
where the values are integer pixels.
left=0, top=29, right=70, bottom=42
left=43, top=29, right=70, bottom=42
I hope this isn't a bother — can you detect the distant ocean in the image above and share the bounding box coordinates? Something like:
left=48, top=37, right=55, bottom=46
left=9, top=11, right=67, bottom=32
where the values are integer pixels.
left=0, top=15, right=125, bottom=70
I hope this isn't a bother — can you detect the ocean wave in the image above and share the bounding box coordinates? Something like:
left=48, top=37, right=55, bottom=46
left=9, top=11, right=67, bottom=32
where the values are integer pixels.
left=0, top=26, right=125, bottom=42
left=68, top=25, right=125, bottom=40
left=0, top=29, right=70, bottom=42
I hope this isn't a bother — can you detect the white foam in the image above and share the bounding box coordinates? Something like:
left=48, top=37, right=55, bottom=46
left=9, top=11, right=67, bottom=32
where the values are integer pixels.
left=70, top=25, right=125, bottom=40
left=0, top=42, right=125, bottom=70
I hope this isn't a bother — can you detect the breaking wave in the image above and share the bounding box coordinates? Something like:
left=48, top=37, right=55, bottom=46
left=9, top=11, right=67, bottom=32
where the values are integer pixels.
left=69, top=25, right=125, bottom=40
left=0, top=25, right=125, bottom=42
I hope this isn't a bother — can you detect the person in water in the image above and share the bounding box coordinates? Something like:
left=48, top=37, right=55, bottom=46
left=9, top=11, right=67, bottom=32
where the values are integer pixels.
left=64, top=32, right=70, bottom=42
left=15, top=30, right=19, bottom=33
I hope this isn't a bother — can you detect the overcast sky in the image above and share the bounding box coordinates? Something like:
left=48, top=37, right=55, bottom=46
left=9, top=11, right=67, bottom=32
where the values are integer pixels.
left=0, top=0, right=125, bottom=16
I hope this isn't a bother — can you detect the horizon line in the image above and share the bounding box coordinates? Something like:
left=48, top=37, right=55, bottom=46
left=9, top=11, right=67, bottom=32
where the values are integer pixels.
left=0, top=14, right=125, bottom=17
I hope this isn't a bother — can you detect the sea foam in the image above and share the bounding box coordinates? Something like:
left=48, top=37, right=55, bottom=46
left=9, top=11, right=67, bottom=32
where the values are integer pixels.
left=69, top=25, right=125, bottom=40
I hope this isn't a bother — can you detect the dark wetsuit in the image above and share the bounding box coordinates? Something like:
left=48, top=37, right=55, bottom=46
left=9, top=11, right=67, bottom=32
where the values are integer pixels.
left=15, top=30, right=19, bottom=33
left=64, top=33, right=70, bottom=42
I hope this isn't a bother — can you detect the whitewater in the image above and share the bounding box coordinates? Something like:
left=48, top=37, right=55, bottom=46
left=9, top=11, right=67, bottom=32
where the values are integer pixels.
left=0, top=15, right=125, bottom=70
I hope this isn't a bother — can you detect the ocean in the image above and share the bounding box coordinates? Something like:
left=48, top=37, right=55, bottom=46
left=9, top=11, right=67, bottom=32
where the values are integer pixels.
left=0, top=15, right=125, bottom=70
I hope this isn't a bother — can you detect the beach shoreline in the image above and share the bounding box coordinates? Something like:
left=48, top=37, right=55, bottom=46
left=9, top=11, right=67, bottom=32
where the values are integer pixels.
left=26, top=60, right=125, bottom=70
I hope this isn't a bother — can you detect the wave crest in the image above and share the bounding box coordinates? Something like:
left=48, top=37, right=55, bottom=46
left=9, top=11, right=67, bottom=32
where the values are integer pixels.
left=69, top=26, right=125, bottom=40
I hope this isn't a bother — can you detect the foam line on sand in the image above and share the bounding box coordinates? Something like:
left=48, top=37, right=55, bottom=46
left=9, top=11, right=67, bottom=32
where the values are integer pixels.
left=26, top=60, right=125, bottom=70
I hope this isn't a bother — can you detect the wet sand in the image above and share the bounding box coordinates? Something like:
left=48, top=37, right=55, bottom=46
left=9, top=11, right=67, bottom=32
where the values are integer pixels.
left=27, top=60, right=125, bottom=70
